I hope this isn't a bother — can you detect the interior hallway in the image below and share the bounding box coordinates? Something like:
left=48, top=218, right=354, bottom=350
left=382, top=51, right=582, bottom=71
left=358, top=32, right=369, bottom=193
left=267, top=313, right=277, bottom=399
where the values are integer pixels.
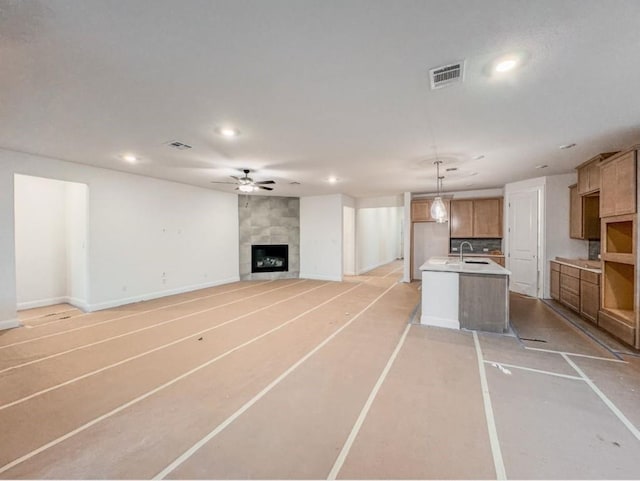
left=1, top=261, right=639, bottom=479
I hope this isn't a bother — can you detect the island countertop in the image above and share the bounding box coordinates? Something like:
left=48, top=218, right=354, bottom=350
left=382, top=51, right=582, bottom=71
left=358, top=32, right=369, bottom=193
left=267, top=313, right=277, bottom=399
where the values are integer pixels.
left=419, top=256, right=511, bottom=276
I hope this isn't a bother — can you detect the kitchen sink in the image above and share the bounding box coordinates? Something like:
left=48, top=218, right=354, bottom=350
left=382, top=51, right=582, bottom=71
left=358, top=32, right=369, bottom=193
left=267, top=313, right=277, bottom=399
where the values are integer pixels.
left=464, top=260, right=489, bottom=264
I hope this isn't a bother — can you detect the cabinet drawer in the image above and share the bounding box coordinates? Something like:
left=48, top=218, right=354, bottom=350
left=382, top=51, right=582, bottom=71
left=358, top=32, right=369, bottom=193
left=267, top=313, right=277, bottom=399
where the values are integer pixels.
left=580, top=270, right=600, bottom=285
left=560, top=264, right=580, bottom=278
left=550, top=261, right=560, bottom=272
left=560, top=289, right=580, bottom=312
left=560, top=273, right=580, bottom=294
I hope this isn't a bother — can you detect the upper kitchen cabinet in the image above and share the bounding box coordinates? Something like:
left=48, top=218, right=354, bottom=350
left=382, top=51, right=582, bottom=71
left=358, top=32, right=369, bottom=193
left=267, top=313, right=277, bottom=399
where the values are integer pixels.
left=411, top=198, right=450, bottom=223
left=569, top=184, right=600, bottom=239
left=473, top=198, right=503, bottom=238
left=600, top=148, right=638, bottom=218
left=576, top=152, right=617, bottom=195
left=451, top=198, right=503, bottom=238
left=450, top=200, right=474, bottom=237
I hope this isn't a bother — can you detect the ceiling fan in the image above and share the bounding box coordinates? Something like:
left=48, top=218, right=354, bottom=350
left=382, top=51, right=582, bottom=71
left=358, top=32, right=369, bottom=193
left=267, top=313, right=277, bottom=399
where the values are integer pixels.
left=210, top=169, right=275, bottom=192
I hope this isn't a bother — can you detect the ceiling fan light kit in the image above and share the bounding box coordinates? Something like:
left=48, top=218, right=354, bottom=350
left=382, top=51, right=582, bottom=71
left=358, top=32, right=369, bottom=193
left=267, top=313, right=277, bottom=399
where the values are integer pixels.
left=210, top=169, right=275, bottom=192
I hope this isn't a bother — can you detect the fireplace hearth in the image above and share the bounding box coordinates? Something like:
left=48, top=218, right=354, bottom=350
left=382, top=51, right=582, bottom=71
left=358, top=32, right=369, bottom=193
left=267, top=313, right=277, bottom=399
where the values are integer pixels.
left=251, top=244, right=289, bottom=273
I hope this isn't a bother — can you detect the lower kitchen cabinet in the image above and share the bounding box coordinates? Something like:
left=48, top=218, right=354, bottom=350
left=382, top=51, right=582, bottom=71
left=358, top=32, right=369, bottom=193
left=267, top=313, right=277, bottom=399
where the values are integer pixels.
left=580, top=272, right=600, bottom=323
left=550, top=261, right=600, bottom=324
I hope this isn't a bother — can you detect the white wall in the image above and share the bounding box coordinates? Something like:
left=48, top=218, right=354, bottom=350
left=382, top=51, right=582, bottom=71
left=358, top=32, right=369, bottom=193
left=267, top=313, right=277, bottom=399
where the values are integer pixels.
left=342, top=206, right=356, bottom=276
left=544, top=173, right=589, bottom=297
left=66, top=181, right=89, bottom=305
left=356, top=206, right=402, bottom=274
left=0, top=171, right=17, bottom=329
left=14, top=175, right=72, bottom=308
left=300, top=194, right=343, bottom=281
left=402, top=192, right=411, bottom=283
left=0, top=148, right=240, bottom=326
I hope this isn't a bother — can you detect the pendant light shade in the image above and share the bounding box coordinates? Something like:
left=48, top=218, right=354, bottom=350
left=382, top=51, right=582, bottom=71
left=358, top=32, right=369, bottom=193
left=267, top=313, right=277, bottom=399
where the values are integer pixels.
left=431, top=196, right=447, bottom=223
left=431, top=161, right=448, bottom=222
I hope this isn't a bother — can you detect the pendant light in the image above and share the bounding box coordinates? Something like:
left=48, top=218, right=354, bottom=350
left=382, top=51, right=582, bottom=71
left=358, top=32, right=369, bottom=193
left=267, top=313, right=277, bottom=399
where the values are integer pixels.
left=430, top=160, right=448, bottom=223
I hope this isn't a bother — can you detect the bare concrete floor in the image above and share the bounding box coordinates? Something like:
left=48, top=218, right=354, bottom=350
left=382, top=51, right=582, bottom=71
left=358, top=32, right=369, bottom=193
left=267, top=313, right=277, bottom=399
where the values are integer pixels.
left=1, top=263, right=639, bottom=479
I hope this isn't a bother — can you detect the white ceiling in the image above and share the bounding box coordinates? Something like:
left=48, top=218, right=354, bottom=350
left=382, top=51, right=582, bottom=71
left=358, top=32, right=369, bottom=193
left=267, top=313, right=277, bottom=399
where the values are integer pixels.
left=2, top=0, right=640, bottom=198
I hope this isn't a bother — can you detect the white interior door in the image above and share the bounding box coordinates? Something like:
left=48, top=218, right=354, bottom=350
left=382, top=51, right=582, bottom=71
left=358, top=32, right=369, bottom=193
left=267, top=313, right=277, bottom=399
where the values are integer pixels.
left=507, top=190, right=539, bottom=296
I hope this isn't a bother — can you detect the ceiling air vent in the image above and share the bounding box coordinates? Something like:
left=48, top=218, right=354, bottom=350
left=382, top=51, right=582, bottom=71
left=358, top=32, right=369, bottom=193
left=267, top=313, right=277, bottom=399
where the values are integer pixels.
left=429, top=61, right=465, bottom=90
left=166, top=140, right=193, bottom=150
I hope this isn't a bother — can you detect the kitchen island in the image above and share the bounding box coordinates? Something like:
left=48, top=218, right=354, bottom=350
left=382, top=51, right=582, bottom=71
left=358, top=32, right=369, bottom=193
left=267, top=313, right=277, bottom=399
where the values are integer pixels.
left=419, top=256, right=511, bottom=333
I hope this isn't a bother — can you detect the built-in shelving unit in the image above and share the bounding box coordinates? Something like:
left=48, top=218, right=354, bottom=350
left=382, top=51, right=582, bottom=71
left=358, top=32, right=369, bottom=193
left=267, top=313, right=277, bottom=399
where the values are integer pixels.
left=598, top=147, right=638, bottom=347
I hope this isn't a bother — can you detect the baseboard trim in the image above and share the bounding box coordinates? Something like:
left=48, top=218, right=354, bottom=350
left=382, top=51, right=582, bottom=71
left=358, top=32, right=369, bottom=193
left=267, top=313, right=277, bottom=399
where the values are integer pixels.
left=86, top=276, right=241, bottom=312
left=0, top=319, right=21, bottom=330
left=17, top=297, right=69, bottom=310
left=357, top=258, right=398, bottom=276
left=420, top=314, right=460, bottom=330
left=299, top=273, right=342, bottom=282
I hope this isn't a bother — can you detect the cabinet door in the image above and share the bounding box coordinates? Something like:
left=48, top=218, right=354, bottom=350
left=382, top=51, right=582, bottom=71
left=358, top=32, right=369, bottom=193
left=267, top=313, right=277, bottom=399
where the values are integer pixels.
left=473, top=199, right=502, bottom=237
left=580, top=280, right=599, bottom=324
left=615, top=151, right=636, bottom=216
left=588, top=161, right=602, bottom=193
left=450, top=200, right=474, bottom=237
left=600, top=161, right=617, bottom=217
left=550, top=269, right=560, bottom=300
left=411, top=200, right=431, bottom=222
left=569, top=185, right=583, bottom=239
left=577, top=165, right=590, bottom=196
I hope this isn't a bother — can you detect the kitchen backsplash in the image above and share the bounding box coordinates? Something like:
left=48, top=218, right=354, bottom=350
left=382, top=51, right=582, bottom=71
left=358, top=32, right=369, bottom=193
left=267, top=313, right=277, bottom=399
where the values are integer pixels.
left=450, top=238, right=503, bottom=254
left=588, top=240, right=601, bottom=261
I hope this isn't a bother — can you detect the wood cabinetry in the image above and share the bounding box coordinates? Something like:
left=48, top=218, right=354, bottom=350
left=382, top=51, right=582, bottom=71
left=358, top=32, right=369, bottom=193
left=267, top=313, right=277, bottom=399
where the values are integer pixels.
left=450, top=200, right=473, bottom=236
left=450, top=198, right=502, bottom=238
left=411, top=198, right=450, bottom=223
left=580, top=270, right=600, bottom=323
left=600, top=150, right=637, bottom=218
left=550, top=261, right=560, bottom=300
left=569, top=184, right=600, bottom=239
left=550, top=261, right=600, bottom=325
left=576, top=152, right=617, bottom=195
left=473, top=198, right=503, bottom=238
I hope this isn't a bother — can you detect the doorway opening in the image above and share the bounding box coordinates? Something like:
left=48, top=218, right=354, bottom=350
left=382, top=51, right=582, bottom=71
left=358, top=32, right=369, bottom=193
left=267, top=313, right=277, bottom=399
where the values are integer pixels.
left=14, top=174, right=89, bottom=312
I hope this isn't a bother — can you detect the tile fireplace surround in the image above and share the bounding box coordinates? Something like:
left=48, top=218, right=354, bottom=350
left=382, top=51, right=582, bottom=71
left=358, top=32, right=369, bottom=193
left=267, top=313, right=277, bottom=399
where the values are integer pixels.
left=238, top=195, right=300, bottom=280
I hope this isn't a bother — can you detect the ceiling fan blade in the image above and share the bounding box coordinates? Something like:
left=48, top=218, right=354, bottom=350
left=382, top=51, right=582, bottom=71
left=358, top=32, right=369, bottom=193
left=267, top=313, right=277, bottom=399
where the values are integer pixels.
left=257, top=185, right=274, bottom=191
left=254, top=180, right=275, bottom=185
left=210, top=181, right=238, bottom=184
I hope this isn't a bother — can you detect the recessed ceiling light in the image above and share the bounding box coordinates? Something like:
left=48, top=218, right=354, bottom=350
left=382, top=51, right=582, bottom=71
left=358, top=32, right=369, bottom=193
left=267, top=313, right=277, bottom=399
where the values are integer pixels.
left=123, top=154, right=137, bottom=163
left=328, top=176, right=338, bottom=184
left=216, top=127, right=240, bottom=138
left=495, top=58, right=518, bottom=73
left=536, top=164, right=548, bottom=169
left=472, top=155, right=485, bottom=160
left=559, top=143, right=576, bottom=150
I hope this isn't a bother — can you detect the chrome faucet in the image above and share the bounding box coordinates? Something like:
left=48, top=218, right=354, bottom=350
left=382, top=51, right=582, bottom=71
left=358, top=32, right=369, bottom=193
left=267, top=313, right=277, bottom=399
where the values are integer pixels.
left=459, top=241, right=474, bottom=263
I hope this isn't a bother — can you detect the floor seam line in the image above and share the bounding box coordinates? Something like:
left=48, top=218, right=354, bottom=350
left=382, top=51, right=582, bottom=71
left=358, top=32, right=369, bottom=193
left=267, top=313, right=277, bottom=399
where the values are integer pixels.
left=561, top=353, right=640, bottom=443
left=473, top=332, right=507, bottom=480
left=524, top=347, right=627, bottom=363
left=0, top=282, right=336, bottom=411
left=0, top=279, right=282, bottom=348
left=482, top=359, right=583, bottom=381
left=0, top=281, right=309, bottom=373
left=327, top=322, right=412, bottom=479
left=152, top=282, right=399, bottom=480
left=0, top=282, right=365, bottom=475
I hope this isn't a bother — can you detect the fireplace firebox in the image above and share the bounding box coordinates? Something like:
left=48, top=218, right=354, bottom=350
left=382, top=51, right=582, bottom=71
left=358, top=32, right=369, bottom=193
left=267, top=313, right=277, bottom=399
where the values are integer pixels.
left=251, top=244, right=289, bottom=273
